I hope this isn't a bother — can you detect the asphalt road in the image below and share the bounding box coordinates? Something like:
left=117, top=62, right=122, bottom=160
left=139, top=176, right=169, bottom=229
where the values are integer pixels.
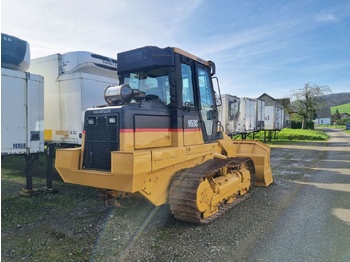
left=246, top=129, right=350, bottom=262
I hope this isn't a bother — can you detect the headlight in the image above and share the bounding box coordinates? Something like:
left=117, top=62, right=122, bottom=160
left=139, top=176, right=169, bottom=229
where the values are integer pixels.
left=108, top=116, right=116, bottom=125
left=87, top=118, right=96, bottom=125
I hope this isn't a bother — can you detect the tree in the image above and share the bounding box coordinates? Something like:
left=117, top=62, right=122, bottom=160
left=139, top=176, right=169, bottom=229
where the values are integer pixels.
left=334, top=108, right=341, bottom=122
left=286, top=83, right=331, bottom=129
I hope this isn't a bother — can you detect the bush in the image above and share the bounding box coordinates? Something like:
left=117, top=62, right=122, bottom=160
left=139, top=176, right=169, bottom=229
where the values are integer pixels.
left=290, top=121, right=314, bottom=129
left=334, top=118, right=350, bottom=125
left=243, top=128, right=328, bottom=141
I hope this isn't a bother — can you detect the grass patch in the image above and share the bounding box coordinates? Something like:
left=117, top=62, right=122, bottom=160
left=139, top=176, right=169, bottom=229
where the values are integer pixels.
left=275, top=128, right=328, bottom=141
left=317, top=124, right=344, bottom=129
left=241, top=128, right=329, bottom=142
left=1, top=154, right=109, bottom=261
left=1, top=169, right=101, bottom=229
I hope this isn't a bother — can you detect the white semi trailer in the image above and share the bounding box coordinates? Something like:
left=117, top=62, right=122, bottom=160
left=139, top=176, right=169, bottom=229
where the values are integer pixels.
left=256, top=99, right=265, bottom=130
left=30, top=51, right=118, bottom=145
left=264, top=105, right=285, bottom=130
left=218, top=95, right=266, bottom=136
left=1, top=33, right=46, bottom=194
left=1, top=33, right=44, bottom=155
left=217, top=94, right=240, bottom=136
left=1, top=68, right=44, bottom=155
left=237, top=97, right=257, bottom=133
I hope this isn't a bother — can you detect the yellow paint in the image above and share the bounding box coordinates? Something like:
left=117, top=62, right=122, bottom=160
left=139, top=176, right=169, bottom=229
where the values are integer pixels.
left=135, top=130, right=172, bottom=149
left=111, top=151, right=151, bottom=192
left=119, top=131, right=134, bottom=151
left=197, top=166, right=251, bottom=219
left=44, top=129, right=52, bottom=141
left=55, top=130, right=273, bottom=208
left=231, top=139, right=273, bottom=186
left=140, top=152, right=213, bottom=205
left=151, top=147, right=187, bottom=170
left=184, top=129, right=204, bottom=146
left=173, top=47, right=210, bottom=66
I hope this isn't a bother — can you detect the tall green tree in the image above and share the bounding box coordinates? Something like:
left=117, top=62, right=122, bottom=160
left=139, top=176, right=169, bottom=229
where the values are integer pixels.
left=334, top=108, right=341, bottom=121
left=286, top=83, right=331, bottom=129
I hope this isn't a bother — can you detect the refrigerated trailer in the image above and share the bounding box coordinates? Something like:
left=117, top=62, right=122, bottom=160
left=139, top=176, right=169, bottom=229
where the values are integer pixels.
left=1, top=33, right=46, bottom=194
left=1, top=33, right=44, bottom=155
left=1, top=33, right=30, bottom=72
left=30, top=51, right=118, bottom=145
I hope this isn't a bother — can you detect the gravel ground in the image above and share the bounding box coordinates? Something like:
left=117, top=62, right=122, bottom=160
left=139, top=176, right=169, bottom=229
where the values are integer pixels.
left=1, top=140, right=328, bottom=262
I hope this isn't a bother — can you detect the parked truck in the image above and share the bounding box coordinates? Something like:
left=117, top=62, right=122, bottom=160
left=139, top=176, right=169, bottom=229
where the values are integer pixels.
left=30, top=51, right=118, bottom=145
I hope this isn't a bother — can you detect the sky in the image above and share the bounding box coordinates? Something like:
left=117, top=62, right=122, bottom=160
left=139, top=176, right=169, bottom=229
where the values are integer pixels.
left=2, top=0, right=350, bottom=99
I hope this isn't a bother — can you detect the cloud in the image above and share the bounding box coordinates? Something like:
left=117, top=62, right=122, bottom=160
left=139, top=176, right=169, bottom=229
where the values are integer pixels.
left=1, top=0, right=207, bottom=59
left=315, top=14, right=339, bottom=23
left=2, top=0, right=349, bottom=98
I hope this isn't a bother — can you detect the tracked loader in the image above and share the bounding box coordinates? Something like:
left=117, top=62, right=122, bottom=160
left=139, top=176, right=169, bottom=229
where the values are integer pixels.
left=55, top=46, right=273, bottom=224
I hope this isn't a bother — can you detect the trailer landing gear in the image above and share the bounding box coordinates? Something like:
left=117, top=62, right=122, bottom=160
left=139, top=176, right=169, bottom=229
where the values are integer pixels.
left=18, top=143, right=58, bottom=197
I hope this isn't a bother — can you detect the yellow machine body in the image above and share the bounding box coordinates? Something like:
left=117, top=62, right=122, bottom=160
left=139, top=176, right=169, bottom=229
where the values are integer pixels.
left=56, top=130, right=272, bottom=206
left=55, top=46, right=273, bottom=223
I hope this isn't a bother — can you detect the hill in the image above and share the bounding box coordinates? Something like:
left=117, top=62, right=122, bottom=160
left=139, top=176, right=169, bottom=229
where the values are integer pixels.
left=322, top=92, right=350, bottom=108
left=331, top=103, right=350, bottom=114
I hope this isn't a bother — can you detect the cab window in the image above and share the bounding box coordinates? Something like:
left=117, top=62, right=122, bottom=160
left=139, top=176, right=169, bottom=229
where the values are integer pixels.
left=120, top=69, right=171, bottom=105
left=198, top=67, right=215, bottom=137
left=181, top=63, right=195, bottom=107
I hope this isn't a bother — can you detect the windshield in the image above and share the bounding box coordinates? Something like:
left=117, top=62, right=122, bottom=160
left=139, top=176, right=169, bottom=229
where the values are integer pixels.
left=120, top=67, right=171, bottom=105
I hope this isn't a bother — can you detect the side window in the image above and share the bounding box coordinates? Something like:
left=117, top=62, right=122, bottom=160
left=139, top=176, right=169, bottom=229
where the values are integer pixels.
left=198, top=67, right=214, bottom=136
left=181, top=63, right=194, bottom=107
left=163, top=77, right=171, bottom=105
left=198, top=69, right=213, bottom=107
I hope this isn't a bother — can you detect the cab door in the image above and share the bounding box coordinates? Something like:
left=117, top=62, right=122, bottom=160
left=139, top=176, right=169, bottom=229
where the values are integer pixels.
left=180, top=61, right=204, bottom=146
left=196, top=64, right=217, bottom=142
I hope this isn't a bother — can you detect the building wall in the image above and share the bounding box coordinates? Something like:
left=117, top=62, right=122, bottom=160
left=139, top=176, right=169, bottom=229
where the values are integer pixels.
left=340, top=113, right=350, bottom=120
left=316, top=117, right=331, bottom=125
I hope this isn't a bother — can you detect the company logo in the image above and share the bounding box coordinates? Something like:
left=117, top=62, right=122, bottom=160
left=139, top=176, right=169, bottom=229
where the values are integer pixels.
left=92, top=109, right=111, bottom=114
left=102, top=60, right=117, bottom=67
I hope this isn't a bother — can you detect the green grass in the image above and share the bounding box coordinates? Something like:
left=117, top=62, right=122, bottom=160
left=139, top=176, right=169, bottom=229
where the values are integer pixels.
left=331, top=102, right=350, bottom=114
left=277, top=128, right=328, bottom=141
left=318, top=124, right=344, bottom=129
left=241, top=128, right=329, bottom=142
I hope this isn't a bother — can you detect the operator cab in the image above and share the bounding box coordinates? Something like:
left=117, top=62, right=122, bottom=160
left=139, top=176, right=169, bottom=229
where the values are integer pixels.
left=84, top=46, right=223, bottom=170
left=109, top=46, right=222, bottom=143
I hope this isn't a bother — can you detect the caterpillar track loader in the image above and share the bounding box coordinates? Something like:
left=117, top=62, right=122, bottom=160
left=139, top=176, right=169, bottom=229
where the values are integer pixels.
left=55, top=46, right=273, bottom=224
